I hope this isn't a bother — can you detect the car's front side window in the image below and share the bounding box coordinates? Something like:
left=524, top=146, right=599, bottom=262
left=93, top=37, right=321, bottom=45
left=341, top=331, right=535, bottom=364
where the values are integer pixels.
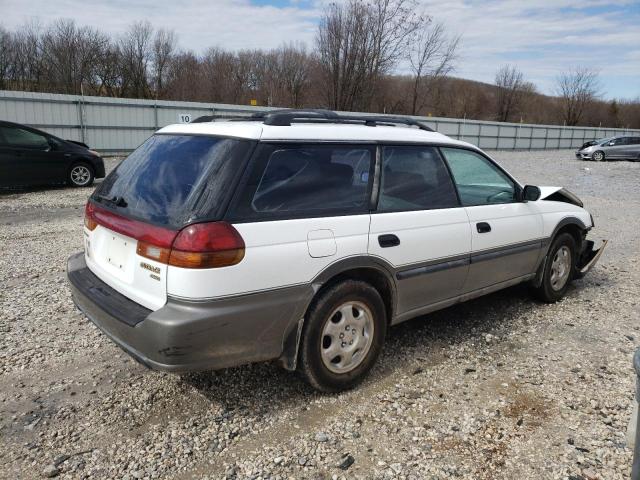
left=441, top=147, right=516, bottom=206
left=377, top=146, right=458, bottom=212
left=230, top=144, right=374, bottom=220
left=0, top=127, right=49, bottom=149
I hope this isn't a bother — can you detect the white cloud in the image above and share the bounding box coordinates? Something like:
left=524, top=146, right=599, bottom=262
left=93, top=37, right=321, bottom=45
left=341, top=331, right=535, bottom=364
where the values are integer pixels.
left=0, top=0, right=320, bottom=51
left=1, top=0, right=638, bottom=98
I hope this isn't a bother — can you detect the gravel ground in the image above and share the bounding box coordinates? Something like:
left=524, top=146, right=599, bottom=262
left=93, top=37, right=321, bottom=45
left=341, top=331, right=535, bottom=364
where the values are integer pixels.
left=1, top=151, right=639, bottom=480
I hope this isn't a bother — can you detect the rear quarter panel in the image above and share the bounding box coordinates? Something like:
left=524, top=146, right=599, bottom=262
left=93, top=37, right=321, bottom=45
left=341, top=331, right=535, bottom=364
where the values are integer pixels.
left=166, top=215, right=371, bottom=300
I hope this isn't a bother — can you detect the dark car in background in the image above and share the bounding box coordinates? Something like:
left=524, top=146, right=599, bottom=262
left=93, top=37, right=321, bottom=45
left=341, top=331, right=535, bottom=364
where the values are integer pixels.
left=0, top=121, right=105, bottom=188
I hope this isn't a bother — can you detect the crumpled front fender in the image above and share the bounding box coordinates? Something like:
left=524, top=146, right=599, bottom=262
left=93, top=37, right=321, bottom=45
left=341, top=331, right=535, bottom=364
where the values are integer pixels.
left=575, top=239, right=608, bottom=278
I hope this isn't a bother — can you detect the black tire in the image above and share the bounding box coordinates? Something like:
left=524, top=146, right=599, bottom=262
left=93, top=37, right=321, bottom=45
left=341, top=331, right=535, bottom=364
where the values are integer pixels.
left=68, top=162, right=94, bottom=187
left=299, top=280, right=387, bottom=392
left=532, top=233, right=576, bottom=303
left=592, top=150, right=605, bottom=162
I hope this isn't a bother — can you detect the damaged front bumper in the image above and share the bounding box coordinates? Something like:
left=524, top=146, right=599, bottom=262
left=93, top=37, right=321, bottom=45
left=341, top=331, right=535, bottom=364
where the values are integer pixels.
left=575, top=239, right=608, bottom=278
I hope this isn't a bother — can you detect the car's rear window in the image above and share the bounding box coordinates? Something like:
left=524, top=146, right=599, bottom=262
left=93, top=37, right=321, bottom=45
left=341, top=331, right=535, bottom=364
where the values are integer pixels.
left=93, top=134, right=252, bottom=227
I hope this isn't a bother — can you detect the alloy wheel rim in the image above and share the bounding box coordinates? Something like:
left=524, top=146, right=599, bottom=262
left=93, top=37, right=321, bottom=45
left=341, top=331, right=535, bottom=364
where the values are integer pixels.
left=594, top=152, right=603, bottom=161
left=71, top=166, right=90, bottom=186
left=550, top=245, right=571, bottom=291
left=320, top=301, right=374, bottom=374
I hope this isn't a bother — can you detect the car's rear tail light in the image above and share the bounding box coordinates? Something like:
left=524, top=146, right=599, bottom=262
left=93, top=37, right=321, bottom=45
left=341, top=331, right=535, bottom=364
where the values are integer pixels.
left=136, top=241, right=171, bottom=264
left=84, top=202, right=98, bottom=231
left=169, top=222, right=245, bottom=268
left=85, top=202, right=244, bottom=269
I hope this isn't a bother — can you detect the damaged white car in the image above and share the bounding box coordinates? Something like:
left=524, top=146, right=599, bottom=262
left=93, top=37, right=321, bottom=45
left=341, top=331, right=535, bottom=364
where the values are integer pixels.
left=67, top=109, right=607, bottom=391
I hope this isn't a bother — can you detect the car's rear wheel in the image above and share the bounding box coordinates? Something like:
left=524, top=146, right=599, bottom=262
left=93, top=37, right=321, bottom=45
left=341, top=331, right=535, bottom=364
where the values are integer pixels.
left=68, top=162, right=94, bottom=187
left=532, top=233, right=576, bottom=303
left=592, top=150, right=605, bottom=162
left=299, top=280, right=386, bottom=392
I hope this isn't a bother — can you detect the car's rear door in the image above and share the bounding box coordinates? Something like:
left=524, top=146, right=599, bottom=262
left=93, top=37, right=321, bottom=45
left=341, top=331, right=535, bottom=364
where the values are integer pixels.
left=622, top=137, right=640, bottom=159
left=0, top=125, right=60, bottom=185
left=440, top=147, right=543, bottom=293
left=368, top=145, right=471, bottom=319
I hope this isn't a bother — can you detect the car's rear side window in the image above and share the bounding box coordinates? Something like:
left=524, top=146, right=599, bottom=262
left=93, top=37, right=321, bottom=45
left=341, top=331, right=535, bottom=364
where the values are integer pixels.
left=93, top=134, right=252, bottom=227
left=229, top=144, right=374, bottom=221
left=0, top=126, right=49, bottom=149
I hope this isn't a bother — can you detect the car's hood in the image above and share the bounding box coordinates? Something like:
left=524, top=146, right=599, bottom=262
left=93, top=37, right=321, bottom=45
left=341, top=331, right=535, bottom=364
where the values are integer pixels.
left=538, top=186, right=584, bottom=207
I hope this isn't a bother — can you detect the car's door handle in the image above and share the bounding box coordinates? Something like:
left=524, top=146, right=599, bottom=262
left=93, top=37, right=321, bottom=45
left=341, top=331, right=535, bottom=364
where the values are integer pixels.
left=477, top=222, right=492, bottom=233
left=378, top=234, right=400, bottom=248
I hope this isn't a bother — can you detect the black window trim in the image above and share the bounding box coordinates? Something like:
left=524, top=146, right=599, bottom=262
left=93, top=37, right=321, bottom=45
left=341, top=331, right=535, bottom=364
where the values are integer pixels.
left=224, top=142, right=377, bottom=224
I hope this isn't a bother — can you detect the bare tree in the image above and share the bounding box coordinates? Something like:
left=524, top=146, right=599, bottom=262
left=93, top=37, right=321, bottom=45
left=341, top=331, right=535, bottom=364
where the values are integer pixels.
left=10, top=20, right=44, bottom=92
left=0, top=27, right=13, bottom=90
left=278, top=43, right=311, bottom=107
left=556, top=67, right=601, bottom=126
left=494, top=65, right=535, bottom=122
left=119, top=21, right=153, bottom=98
left=199, top=47, right=236, bottom=102
left=40, top=19, right=108, bottom=94
left=94, top=43, right=122, bottom=96
left=408, top=20, right=459, bottom=115
left=317, top=0, right=421, bottom=111
left=152, top=28, right=176, bottom=98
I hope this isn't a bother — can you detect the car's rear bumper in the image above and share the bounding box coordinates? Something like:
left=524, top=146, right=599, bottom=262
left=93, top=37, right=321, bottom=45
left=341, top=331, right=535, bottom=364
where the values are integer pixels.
left=67, top=252, right=313, bottom=373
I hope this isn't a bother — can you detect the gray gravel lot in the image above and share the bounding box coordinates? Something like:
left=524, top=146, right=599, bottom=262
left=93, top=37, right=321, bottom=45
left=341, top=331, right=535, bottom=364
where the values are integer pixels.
left=1, top=151, right=639, bottom=480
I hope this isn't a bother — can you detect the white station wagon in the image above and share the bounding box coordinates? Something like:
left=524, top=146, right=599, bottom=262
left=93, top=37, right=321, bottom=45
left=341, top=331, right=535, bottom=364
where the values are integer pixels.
left=67, top=110, right=606, bottom=391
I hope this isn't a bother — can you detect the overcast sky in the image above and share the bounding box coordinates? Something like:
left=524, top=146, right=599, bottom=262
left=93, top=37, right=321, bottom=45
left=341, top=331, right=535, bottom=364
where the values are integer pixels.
left=1, top=0, right=639, bottom=99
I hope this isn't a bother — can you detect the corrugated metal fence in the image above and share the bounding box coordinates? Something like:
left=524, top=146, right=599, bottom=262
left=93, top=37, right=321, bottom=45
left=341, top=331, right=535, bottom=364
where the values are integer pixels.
left=1, top=89, right=638, bottom=154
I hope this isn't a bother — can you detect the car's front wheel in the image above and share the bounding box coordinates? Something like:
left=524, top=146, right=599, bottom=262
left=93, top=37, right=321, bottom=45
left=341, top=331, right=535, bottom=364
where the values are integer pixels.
left=592, top=150, right=605, bottom=162
left=68, top=162, right=94, bottom=187
left=532, top=233, right=576, bottom=303
left=299, top=280, right=386, bottom=392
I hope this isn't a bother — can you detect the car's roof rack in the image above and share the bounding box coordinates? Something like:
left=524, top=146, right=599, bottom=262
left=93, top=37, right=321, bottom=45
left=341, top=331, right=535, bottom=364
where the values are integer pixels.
left=225, top=109, right=435, bottom=132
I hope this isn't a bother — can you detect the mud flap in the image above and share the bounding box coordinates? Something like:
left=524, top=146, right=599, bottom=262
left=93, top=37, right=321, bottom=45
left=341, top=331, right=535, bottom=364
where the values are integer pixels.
left=575, top=239, right=608, bottom=279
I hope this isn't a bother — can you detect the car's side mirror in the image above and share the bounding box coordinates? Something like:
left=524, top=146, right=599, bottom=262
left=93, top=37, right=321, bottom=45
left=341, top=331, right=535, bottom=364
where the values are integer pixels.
left=608, top=141, right=616, bottom=146
left=522, top=185, right=541, bottom=202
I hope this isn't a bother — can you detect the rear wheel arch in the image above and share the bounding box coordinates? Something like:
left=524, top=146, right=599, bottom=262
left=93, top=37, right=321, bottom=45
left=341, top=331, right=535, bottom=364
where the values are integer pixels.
left=311, top=261, right=397, bottom=325
left=277, top=260, right=397, bottom=373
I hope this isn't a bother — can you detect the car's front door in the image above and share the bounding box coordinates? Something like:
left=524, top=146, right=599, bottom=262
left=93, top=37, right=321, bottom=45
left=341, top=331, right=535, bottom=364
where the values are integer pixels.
left=0, top=125, right=62, bottom=186
left=368, top=145, right=471, bottom=319
left=440, top=147, right=543, bottom=293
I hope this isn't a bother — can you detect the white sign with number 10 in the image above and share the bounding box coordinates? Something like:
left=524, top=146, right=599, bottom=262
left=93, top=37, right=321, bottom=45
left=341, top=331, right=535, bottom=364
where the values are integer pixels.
left=178, top=113, right=192, bottom=123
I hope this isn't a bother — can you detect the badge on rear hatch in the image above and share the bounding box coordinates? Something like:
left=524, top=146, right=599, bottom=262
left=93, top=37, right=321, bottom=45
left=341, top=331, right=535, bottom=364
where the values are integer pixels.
left=140, top=261, right=161, bottom=281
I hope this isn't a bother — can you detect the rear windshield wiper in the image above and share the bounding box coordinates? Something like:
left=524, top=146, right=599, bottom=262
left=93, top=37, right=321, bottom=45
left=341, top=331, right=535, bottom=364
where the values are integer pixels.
left=96, top=194, right=128, bottom=208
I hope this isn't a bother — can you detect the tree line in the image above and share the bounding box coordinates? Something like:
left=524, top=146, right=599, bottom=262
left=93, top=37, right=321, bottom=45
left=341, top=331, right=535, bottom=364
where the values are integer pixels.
left=1, top=0, right=638, bottom=129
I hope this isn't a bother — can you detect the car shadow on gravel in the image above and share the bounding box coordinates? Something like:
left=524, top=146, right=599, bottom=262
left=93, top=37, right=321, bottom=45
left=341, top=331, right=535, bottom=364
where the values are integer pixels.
left=179, top=281, right=582, bottom=410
